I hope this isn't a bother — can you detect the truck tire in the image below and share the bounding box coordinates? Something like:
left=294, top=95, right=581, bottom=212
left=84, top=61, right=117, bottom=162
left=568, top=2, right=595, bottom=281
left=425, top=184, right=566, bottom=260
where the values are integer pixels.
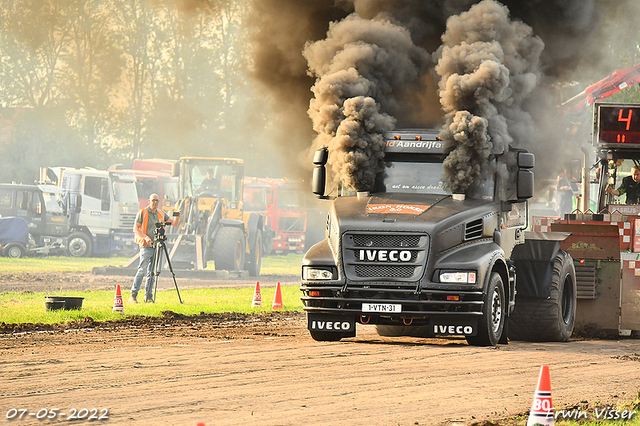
left=67, top=232, right=92, bottom=257
left=212, top=227, right=245, bottom=271
left=2, top=243, right=26, bottom=258
left=309, top=331, right=345, bottom=342
left=508, top=250, right=576, bottom=342
left=246, top=231, right=262, bottom=277
left=466, top=272, right=506, bottom=347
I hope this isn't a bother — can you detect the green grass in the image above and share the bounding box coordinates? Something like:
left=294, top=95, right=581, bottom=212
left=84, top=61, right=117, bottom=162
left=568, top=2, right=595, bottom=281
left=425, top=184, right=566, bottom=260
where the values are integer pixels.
left=0, top=253, right=304, bottom=325
left=0, top=256, right=134, bottom=273
left=0, top=253, right=303, bottom=275
left=0, top=285, right=303, bottom=325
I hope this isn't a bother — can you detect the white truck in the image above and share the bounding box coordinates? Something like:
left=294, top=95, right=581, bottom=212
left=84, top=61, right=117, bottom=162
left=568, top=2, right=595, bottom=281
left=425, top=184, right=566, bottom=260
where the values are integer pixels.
left=41, top=167, right=139, bottom=257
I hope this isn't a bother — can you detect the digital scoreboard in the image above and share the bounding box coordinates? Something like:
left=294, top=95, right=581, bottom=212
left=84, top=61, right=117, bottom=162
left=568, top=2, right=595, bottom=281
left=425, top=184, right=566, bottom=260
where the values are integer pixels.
left=595, top=103, right=640, bottom=146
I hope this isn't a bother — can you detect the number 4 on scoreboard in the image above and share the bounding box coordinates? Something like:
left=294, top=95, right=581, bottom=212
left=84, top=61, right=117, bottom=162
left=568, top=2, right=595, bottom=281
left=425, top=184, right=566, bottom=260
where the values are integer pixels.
left=619, top=108, right=633, bottom=131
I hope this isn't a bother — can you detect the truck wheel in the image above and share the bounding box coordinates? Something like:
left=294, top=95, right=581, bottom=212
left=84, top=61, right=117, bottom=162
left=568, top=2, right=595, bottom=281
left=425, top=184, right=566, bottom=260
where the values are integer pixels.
left=212, top=227, right=245, bottom=271
left=3, top=243, right=26, bottom=258
left=67, top=232, right=92, bottom=257
left=309, top=331, right=344, bottom=341
left=466, top=272, right=506, bottom=347
left=247, top=231, right=262, bottom=277
left=508, top=250, right=576, bottom=342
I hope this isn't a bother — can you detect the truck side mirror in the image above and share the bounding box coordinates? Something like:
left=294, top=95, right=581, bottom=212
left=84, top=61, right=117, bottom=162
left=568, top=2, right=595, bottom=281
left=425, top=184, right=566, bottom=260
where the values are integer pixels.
left=312, top=147, right=328, bottom=198
left=172, top=162, right=180, bottom=177
left=75, top=194, right=82, bottom=213
left=517, top=152, right=534, bottom=200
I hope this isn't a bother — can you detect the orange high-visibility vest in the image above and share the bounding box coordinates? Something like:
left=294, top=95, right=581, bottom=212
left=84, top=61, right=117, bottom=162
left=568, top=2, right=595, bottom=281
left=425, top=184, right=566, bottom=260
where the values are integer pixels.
left=134, top=208, right=166, bottom=247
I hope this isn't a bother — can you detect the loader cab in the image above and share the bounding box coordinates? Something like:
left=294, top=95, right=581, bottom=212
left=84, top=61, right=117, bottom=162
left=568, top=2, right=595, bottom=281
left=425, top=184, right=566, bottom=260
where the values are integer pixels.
left=175, top=157, right=244, bottom=220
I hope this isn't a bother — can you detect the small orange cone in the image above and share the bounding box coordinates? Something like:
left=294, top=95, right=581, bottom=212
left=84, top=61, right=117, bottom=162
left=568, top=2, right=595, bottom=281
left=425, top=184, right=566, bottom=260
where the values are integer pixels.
left=251, top=282, right=262, bottom=308
left=526, top=365, right=554, bottom=426
left=112, top=285, right=124, bottom=313
left=272, top=282, right=283, bottom=310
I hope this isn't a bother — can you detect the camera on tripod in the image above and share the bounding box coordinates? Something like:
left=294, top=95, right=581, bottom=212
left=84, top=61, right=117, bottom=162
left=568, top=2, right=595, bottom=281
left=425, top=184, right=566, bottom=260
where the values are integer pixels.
left=153, top=220, right=171, bottom=242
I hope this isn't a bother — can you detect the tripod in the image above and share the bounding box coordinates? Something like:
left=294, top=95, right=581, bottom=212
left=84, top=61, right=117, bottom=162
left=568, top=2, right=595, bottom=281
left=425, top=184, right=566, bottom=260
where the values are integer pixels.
left=148, top=232, right=183, bottom=304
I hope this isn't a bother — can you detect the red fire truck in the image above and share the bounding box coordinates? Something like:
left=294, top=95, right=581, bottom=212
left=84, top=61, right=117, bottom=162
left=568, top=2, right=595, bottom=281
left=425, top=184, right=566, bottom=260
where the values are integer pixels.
left=244, top=177, right=307, bottom=255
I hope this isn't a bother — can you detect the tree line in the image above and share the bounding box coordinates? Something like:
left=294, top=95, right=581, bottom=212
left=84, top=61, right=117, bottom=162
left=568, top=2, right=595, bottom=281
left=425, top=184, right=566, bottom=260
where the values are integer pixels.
left=0, top=0, right=265, bottom=184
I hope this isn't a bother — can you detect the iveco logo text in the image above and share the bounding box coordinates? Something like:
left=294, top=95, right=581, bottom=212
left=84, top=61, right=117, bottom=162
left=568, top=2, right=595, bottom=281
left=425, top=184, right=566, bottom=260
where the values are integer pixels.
left=359, top=249, right=411, bottom=262
left=434, top=325, right=474, bottom=335
left=310, top=321, right=353, bottom=331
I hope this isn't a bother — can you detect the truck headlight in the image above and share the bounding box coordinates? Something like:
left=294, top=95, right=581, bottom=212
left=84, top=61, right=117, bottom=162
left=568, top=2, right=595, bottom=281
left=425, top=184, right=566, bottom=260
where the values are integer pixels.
left=439, top=271, right=476, bottom=284
left=113, top=235, right=122, bottom=241
left=303, top=267, right=335, bottom=280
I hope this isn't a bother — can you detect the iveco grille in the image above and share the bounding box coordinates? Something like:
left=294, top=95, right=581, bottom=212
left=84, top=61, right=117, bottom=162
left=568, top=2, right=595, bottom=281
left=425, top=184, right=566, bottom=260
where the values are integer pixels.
left=342, top=232, right=428, bottom=283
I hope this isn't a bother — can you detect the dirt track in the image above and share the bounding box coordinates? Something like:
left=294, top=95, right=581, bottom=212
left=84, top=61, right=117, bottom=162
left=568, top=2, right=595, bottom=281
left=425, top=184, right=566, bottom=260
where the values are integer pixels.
left=2, top=272, right=640, bottom=425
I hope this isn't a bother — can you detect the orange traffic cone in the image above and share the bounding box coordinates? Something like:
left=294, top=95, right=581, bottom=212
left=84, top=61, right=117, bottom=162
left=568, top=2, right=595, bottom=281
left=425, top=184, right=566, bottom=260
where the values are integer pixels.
left=251, top=282, right=262, bottom=308
left=112, top=284, right=124, bottom=313
left=526, top=365, right=554, bottom=426
left=272, top=282, right=283, bottom=310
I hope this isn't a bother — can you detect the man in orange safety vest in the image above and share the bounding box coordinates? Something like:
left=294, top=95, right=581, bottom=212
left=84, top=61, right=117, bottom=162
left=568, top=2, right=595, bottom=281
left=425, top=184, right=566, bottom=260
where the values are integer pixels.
left=130, top=194, right=179, bottom=303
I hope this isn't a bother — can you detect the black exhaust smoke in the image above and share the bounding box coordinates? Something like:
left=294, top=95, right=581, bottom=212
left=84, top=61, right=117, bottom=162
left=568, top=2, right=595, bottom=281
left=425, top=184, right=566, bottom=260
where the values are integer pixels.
left=303, top=15, right=429, bottom=192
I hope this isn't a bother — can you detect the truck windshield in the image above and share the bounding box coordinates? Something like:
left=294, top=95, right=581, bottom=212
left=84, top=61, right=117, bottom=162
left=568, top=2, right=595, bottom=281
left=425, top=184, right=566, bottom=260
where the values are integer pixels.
left=161, top=177, right=179, bottom=201
left=42, top=191, right=65, bottom=215
left=384, top=160, right=450, bottom=195
left=187, top=163, right=241, bottom=202
left=278, top=186, right=304, bottom=209
left=383, top=157, right=495, bottom=200
left=244, top=186, right=268, bottom=211
left=112, top=181, right=138, bottom=203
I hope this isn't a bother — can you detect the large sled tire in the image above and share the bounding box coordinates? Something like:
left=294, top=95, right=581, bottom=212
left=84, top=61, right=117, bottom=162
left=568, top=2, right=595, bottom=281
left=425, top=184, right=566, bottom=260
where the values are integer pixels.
left=212, top=227, right=245, bottom=271
left=509, top=250, right=577, bottom=342
left=246, top=231, right=262, bottom=277
left=466, top=272, right=506, bottom=347
left=67, top=232, right=92, bottom=257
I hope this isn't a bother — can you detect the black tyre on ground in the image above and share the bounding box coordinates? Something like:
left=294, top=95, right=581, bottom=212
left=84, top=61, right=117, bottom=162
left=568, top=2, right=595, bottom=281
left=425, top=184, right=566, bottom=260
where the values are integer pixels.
left=508, top=250, right=576, bottom=342
left=246, top=231, right=262, bottom=277
left=67, top=232, right=92, bottom=257
left=212, top=227, right=245, bottom=271
left=466, top=272, right=506, bottom=347
left=309, top=331, right=344, bottom=342
left=2, top=243, right=26, bottom=258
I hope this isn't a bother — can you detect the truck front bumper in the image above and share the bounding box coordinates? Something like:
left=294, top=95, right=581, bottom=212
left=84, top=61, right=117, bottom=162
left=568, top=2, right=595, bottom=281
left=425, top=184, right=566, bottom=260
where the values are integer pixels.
left=301, top=284, right=484, bottom=323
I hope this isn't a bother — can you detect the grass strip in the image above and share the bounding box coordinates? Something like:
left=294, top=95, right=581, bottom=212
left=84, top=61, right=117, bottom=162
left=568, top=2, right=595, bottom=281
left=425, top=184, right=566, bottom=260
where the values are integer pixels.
left=0, top=253, right=303, bottom=275
left=0, top=285, right=303, bottom=325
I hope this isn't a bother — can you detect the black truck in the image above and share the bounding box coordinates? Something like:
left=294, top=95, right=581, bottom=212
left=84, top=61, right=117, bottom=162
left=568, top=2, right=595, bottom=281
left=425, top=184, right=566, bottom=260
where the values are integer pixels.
left=0, top=183, right=68, bottom=256
left=301, top=129, right=577, bottom=346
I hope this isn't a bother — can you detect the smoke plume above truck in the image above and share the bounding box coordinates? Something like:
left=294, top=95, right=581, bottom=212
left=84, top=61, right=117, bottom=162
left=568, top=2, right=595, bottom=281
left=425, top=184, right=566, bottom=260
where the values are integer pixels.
left=248, top=0, right=633, bottom=192
left=303, top=15, right=429, bottom=192
left=435, top=1, right=543, bottom=194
